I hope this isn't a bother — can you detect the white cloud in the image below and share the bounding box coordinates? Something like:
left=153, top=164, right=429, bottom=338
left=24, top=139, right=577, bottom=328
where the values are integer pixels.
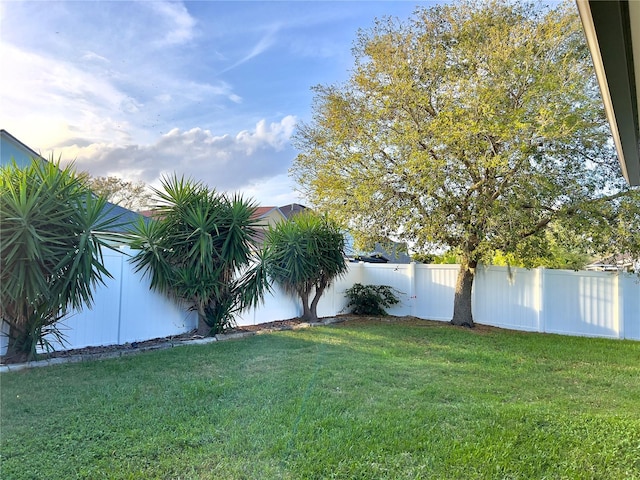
left=155, top=93, right=173, bottom=104
left=1, top=36, right=245, bottom=148
left=55, top=116, right=299, bottom=201
left=241, top=173, right=305, bottom=206
left=145, top=1, right=197, bottom=47
left=0, top=0, right=426, bottom=208
left=81, top=51, right=110, bottom=63
left=221, top=23, right=281, bottom=73
left=235, top=115, right=297, bottom=154
left=0, top=43, right=133, bottom=147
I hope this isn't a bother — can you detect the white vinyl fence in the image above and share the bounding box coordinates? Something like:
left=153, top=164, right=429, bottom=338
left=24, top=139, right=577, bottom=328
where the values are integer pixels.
left=239, top=262, right=639, bottom=340
left=0, top=247, right=197, bottom=356
left=473, top=266, right=640, bottom=339
left=2, top=254, right=639, bottom=356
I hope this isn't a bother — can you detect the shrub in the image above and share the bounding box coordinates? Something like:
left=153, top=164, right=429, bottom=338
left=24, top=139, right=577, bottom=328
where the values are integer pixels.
left=344, top=283, right=400, bottom=316
left=128, top=175, right=267, bottom=336
left=262, top=212, right=347, bottom=322
left=1, top=159, right=116, bottom=362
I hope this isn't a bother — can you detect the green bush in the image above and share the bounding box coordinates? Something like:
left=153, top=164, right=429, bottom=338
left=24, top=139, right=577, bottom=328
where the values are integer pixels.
left=262, top=211, right=347, bottom=322
left=344, top=283, right=400, bottom=316
left=128, top=175, right=266, bottom=336
left=1, top=159, right=116, bottom=362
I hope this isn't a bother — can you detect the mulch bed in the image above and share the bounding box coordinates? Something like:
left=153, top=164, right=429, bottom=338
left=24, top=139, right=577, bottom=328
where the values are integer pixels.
left=1, top=316, right=500, bottom=366
left=0, top=318, right=311, bottom=365
left=233, top=317, right=307, bottom=332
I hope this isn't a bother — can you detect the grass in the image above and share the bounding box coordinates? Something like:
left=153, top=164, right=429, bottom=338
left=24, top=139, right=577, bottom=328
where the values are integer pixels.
left=1, top=317, right=639, bottom=479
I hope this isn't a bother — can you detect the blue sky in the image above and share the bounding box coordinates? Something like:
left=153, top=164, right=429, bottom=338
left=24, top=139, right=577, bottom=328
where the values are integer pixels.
left=0, top=1, right=433, bottom=206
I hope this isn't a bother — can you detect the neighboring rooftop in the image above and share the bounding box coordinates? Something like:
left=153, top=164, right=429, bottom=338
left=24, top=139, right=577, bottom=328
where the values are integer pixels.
left=586, top=253, right=638, bottom=273
left=279, top=203, right=308, bottom=220
left=0, top=129, right=148, bottom=233
left=0, top=129, right=45, bottom=168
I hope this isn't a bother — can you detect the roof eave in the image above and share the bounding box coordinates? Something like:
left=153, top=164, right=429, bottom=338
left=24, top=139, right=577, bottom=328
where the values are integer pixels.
left=577, top=0, right=640, bottom=186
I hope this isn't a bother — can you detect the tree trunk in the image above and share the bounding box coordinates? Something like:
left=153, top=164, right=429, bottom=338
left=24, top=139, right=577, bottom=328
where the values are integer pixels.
left=309, top=281, right=328, bottom=323
left=4, top=323, right=31, bottom=364
left=300, top=293, right=314, bottom=322
left=195, top=301, right=211, bottom=336
left=451, top=262, right=476, bottom=327
left=298, top=285, right=323, bottom=322
left=197, top=315, right=210, bottom=337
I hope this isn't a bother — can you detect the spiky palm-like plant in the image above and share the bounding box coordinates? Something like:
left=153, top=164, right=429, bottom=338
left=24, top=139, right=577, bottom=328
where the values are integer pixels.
left=1, top=159, right=116, bottom=362
left=262, top=211, right=347, bottom=322
left=128, top=175, right=268, bottom=335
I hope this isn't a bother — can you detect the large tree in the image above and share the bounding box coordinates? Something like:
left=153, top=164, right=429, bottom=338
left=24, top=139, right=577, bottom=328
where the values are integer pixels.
left=1, top=160, right=117, bottom=362
left=291, top=0, right=640, bottom=327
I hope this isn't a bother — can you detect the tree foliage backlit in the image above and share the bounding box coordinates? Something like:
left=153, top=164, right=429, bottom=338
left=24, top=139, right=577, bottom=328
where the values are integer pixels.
left=291, top=0, right=640, bottom=326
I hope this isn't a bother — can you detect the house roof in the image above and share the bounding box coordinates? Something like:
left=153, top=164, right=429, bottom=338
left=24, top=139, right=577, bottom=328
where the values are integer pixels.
left=252, top=206, right=282, bottom=218
left=577, top=0, right=640, bottom=186
left=586, top=253, right=637, bottom=272
left=1, top=129, right=45, bottom=168
left=0, top=130, right=148, bottom=233
left=278, top=203, right=308, bottom=219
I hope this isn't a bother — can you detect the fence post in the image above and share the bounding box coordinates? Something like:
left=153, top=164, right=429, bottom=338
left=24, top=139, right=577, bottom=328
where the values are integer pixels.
left=538, top=267, right=546, bottom=333
left=116, top=246, right=127, bottom=345
left=409, top=262, right=416, bottom=317
left=357, top=261, right=365, bottom=285
left=616, top=273, right=624, bottom=339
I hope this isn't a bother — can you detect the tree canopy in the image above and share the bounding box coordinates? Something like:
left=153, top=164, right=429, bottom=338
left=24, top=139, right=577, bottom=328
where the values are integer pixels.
left=85, top=175, right=152, bottom=211
left=291, top=0, right=640, bottom=326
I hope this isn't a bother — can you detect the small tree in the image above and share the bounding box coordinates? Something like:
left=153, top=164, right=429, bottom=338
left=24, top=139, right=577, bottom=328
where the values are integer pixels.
left=128, top=175, right=267, bottom=335
left=1, top=159, right=116, bottom=362
left=84, top=175, right=153, bottom=211
left=262, top=211, right=347, bottom=322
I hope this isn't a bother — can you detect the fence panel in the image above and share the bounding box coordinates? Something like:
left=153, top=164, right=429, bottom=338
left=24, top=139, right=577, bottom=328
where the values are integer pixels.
left=413, top=265, right=458, bottom=321
left=316, top=263, right=363, bottom=318
left=3, top=259, right=639, bottom=357
left=358, top=263, right=414, bottom=316
left=118, top=247, right=197, bottom=342
left=542, top=270, right=619, bottom=338
left=43, top=251, right=123, bottom=351
left=473, top=266, right=541, bottom=332
left=620, top=274, right=640, bottom=340
left=0, top=320, right=10, bottom=356
left=0, top=247, right=197, bottom=355
left=236, top=283, right=300, bottom=327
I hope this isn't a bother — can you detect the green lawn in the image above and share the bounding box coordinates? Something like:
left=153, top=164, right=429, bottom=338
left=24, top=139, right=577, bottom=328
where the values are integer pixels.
left=2, top=317, right=639, bottom=479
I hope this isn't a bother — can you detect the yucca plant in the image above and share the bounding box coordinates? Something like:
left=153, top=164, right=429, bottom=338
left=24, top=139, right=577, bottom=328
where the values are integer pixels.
left=127, top=175, right=268, bottom=335
left=0, top=159, right=117, bottom=362
left=262, top=211, right=347, bottom=322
